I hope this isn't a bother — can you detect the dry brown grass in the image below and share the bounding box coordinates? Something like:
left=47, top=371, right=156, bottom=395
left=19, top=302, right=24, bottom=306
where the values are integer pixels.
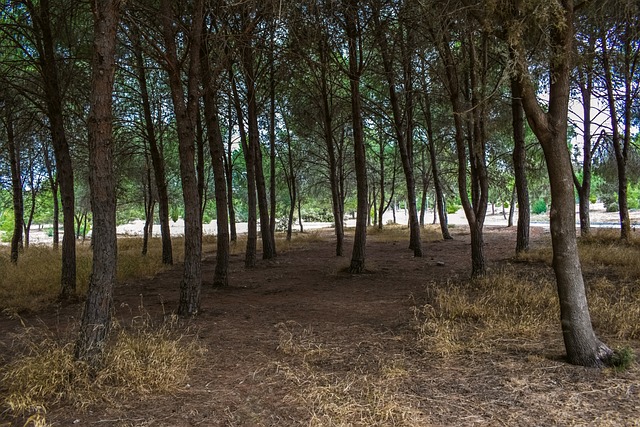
left=413, top=267, right=559, bottom=357
left=272, top=321, right=424, bottom=426
left=367, top=223, right=444, bottom=243
left=0, top=314, right=204, bottom=423
left=0, top=237, right=181, bottom=314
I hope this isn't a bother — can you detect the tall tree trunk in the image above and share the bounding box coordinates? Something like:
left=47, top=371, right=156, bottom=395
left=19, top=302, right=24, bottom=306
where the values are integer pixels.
left=373, top=9, right=422, bottom=256
left=196, top=109, right=206, bottom=223
left=345, top=0, right=368, bottom=274
left=318, top=36, right=344, bottom=256
left=268, top=36, right=277, bottom=243
left=225, top=96, right=238, bottom=242
left=32, top=0, right=76, bottom=298
left=75, top=0, right=120, bottom=367
left=161, top=0, right=203, bottom=315
left=241, top=44, right=276, bottom=259
left=131, top=27, right=173, bottom=264
left=511, top=0, right=612, bottom=367
left=511, top=77, right=530, bottom=253
left=42, top=144, right=59, bottom=248
left=422, top=91, right=452, bottom=240
left=231, top=72, right=257, bottom=267
left=141, top=158, right=154, bottom=256
left=572, top=34, right=596, bottom=237
left=601, top=28, right=631, bottom=241
left=6, top=103, right=23, bottom=263
left=200, top=39, right=230, bottom=288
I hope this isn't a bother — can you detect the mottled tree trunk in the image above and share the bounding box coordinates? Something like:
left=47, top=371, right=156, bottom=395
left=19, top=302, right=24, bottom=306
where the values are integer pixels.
left=75, top=0, right=120, bottom=367
left=32, top=0, right=76, bottom=298
left=511, top=78, right=529, bottom=253
left=345, top=0, right=368, bottom=274
left=131, top=29, right=173, bottom=264
left=200, top=39, right=230, bottom=287
left=161, top=0, right=203, bottom=315
left=512, top=0, right=612, bottom=366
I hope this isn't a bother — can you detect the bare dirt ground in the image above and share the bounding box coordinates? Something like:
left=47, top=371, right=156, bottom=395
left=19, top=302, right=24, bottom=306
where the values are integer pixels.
left=1, top=224, right=639, bottom=426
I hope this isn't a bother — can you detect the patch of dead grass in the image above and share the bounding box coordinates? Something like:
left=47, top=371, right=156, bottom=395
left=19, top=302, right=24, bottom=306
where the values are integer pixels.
left=0, top=314, right=205, bottom=423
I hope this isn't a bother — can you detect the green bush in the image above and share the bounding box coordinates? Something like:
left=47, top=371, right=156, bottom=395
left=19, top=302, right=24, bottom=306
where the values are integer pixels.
left=446, top=203, right=461, bottom=215
left=532, top=199, right=547, bottom=215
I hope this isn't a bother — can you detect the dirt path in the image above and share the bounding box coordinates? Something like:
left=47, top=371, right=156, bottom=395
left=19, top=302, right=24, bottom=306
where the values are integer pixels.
left=2, top=226, right=639, bottom=426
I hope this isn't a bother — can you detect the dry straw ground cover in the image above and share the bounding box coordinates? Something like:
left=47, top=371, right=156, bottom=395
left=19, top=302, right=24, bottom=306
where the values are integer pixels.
left=0, top=226, right=639, bottom=426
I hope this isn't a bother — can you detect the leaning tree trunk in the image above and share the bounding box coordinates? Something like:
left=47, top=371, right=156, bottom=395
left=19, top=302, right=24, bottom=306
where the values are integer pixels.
left=511, top=77, right=530, bottom=253
left=200, top=40, right=230, bottom=287
left=132, top=32, right=173, bottom=264
left=35, top=0, right=76, bottom=298
left=422, top=91, right=452, bottom=240
left=345, top=0, right=368, bottom=274
left=161, top=0, right=203, bottom=315
left=373, top=10, right=422, bottom=256
left=511, top=0, right=612, bottom=367
left=75, top=0, right=120, bottom=367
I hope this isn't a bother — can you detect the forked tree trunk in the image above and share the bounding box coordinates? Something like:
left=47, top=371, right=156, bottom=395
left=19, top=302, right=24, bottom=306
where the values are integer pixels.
left=511, top=0, right=612, bottom=367
left=511, top=77, right=530, bottom=253
left=161, top=0, right=203, bottom=315
left=75, top=0, right=120, bottom=367
left=345, top=0, right=368, bottom=274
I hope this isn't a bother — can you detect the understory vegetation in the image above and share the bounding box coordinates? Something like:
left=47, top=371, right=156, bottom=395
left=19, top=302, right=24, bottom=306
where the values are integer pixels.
left=0, top=227, right=638, bottom=425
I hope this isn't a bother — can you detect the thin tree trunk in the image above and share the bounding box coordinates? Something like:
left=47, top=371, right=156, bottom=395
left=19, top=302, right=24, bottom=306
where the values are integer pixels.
left=142, top=159, right=154, bottom=256
left=42, top=144, right=59, bottom=248
left=196, top=108, right=206, bottom=224
left=231, top=72, right=257, bottom=267
left=200, top=39, right=230, bottom=287
left=508, top=185, right=516, bottom=228
left=75, top=0, right=120, bottom=367
left=33, top=0, right=76, bottom=298
left=268, top=35, right=277, bottom=242
left=421, top=91, right=452, bottom=240
left=346, top=0, right=367, bottom=273
left=6, top=103, right=23, bottom=263
left=511, top=77, right=529, bottom=253
left=225, top=95, right=237, bottom=242
left=374, top=9, right=422, bottom=256
left=131, top=27, right=173, bottom=264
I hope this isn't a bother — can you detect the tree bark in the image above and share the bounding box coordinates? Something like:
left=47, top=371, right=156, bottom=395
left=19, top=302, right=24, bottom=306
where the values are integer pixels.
left=200, top=37, right=230, bottom=287
left=511, top=0, right=612, bottom=367
left=6, top=102, right=23, bottom=263
left=511, top=77, right=530, bottom=253
left=224, top=96, right=238, bottom=242
left=373, top=9, right=422, bottom=256
left=131, top=28, right=173, bottom=264
left=31, top=0, right=76, bottom=298
left=42, top=143, right=59, bottom=248
left=75, top=0, right=120, bottom=367
left=161, top=0, right=203, bottom=315
left=231, top=71, right=257, bottom=268
left=345, top=0, right=368, bottom=274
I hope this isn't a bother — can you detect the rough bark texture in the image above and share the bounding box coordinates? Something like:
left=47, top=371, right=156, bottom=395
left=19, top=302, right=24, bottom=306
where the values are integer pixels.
left=511, top=78, right=530, bottom=253
left=33, top=0, right=76, bottom=298
left=374, top=10, right=422, bottom=257
left=346, top=0, right=368, bottom=274
left=161, top=0, right=203, bottom=315
left=422, top=92, right=452, bottom=240
left=231, top=73, right=257, bottom=268
left=225, top=98, right=238, bottom=242
left=75, top=0, right=120, bottom=367
left=131, top=30, right=173, bottom=264
left=511, top=0, right=612, bottom=367
left=200, top=40, right=230, bottom=288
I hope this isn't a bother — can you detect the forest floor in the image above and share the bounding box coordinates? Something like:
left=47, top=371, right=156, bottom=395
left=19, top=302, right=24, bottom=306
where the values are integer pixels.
left=1, top=223, right=640, bottom=426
